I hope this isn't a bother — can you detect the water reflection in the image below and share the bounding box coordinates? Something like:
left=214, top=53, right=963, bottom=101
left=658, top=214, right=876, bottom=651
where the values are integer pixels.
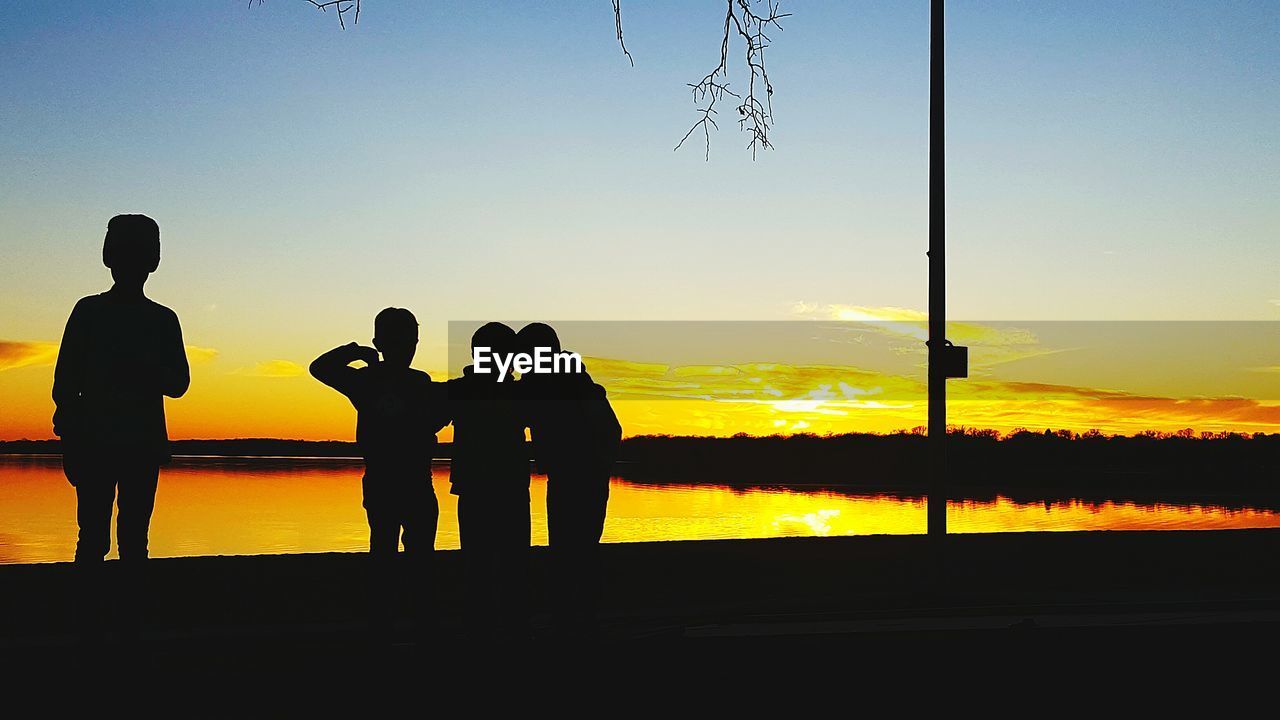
left=1, top=455, right=1278, bottom=564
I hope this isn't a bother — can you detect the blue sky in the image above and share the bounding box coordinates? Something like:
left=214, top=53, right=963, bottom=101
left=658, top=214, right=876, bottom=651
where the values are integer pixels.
left=1, top=0, right=1277, bottom=367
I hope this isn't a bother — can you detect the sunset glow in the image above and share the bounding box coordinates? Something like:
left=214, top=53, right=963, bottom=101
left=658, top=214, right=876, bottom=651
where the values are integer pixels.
left=2, top=316, right=1278, bottom=441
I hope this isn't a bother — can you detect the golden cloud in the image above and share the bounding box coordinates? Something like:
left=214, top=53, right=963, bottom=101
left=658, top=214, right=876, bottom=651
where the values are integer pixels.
left=185, top=345, right=219, bottom=364
left=580, top=356, right=669, bottom=378
left=235, top=360, right=306, bottom=378
left=589, top=347, right=1280, bottom=435
left=671, top=365, right=744, bottom=378
left=0, top=340, right=59, bottom=372
left=594, top=358, right=921, bottom=406
left=790, top=304, right=1048, bottom=369
left=0, top=340, right=218, bottom=373
left=952, top=379, right=1280, bottom=431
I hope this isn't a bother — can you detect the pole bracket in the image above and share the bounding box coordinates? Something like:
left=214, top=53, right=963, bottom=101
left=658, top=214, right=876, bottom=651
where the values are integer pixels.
left=928, top=339, right=967, bottom=378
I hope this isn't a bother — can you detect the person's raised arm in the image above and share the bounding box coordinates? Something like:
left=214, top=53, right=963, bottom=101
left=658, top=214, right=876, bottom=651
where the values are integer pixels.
left=310, top=342, right=378, bottom=397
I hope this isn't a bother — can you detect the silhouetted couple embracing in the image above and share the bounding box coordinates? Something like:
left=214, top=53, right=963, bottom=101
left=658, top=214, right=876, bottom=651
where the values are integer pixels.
left=313, top=316, right=621, bottom=645
left=53, top=214, right=621, bottom=648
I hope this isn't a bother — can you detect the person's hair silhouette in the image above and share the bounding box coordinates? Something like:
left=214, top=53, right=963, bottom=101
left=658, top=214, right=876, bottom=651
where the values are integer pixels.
left=517, top=321, right=561, bottom=356
left=310, top=307, right=448, bottom=641
left=53, top=214, right=190, bottom=640
left=516, top=322, right=621, bottom=639
left=446, top=321, right=533, bottom=643
left=373, top=307, right=417, bottom=365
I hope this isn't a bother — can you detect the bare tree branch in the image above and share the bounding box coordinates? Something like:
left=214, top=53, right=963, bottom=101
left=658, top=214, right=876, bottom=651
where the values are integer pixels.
left=612, top=0, right=634, bottom=67
left=250, top=0, right=363, bottom=30
left=261, top=1, right=789, bottom=159
left=304, top=0, right=360, bottom=30
left=673, top=0, right=790, bottom=160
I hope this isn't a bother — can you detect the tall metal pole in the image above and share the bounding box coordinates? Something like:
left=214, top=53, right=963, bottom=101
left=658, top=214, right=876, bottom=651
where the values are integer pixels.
left=927, top=0, right=947, bottom=540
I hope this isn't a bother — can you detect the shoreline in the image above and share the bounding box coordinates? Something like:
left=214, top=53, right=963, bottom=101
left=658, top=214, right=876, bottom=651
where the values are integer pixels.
left=6, top=451, right=1280, bottom=512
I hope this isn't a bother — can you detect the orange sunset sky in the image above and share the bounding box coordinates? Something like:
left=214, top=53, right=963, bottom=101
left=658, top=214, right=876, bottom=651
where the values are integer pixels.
left=2, top=309, right=1277, bottom=441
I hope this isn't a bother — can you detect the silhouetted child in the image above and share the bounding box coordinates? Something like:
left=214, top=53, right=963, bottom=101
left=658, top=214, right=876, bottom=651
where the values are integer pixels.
left=447, top=322, right=532, bottom=643
left=53, top=214, right=190, bottom=641
left=516, top=323, right=621, bottom=639
left=310, top=308, right=447, bottom=638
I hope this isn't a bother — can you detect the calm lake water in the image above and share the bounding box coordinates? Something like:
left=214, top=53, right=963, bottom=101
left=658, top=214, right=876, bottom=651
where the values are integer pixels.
left=2, top=455, right=1279, bottom=564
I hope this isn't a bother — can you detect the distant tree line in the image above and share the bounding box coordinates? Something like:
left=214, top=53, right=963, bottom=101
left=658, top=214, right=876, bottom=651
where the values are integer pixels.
left=617, top=430, right=1280, bottom=507
left=3, top=430, right=1277, bottom=506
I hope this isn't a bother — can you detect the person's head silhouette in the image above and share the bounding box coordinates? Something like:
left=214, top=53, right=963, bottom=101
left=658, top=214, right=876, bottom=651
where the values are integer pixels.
left=103, top=214, right=161, bottom=290
left=471, top=322, right=517, bottom=381
left=373, top=307, right=418, bottom=367
left=516, top=322, right=581, bottom=383
left=517, top=322, right=561, bottom=356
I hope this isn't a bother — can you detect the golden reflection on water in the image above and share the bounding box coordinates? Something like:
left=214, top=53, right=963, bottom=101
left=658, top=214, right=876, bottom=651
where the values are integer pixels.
left=1, top=456, right=1279, bottom=564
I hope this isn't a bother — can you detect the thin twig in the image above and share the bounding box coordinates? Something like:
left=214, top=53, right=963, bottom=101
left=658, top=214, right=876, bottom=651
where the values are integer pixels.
left=612, top=0, right=634, bottom=67
left=251, top=1, right=361, bottom=29
left=306, top=0, right=362, bottom=30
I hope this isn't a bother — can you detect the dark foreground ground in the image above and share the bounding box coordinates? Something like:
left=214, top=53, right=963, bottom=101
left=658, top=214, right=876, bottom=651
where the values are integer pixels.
left=4, top=529, right=1280, bottom=708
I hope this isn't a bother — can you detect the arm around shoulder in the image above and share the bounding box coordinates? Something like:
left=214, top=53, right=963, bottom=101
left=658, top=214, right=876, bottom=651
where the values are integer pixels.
left=424, top=375, right=453, bottom=433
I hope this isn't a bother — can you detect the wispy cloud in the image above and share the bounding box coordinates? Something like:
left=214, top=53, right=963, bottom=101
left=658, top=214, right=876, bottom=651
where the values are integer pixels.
left=789, top=303, right=1057, bottom=370
left=0, top=340, right=59, bottom=372
left=955, top=379, right=1280, bottom=430
left=582, top=357, right=669, bottom=378
left=592, top=357, right=919, bottom=406
left=0, top=340, right=218, bottom=372
left=235, top=359, right=306, bottom=378
left=186, top=345, right=219, bottom=364
left=591, top=346, right=1280, bottom=435
left=791, top=303, right=1038, bottom=345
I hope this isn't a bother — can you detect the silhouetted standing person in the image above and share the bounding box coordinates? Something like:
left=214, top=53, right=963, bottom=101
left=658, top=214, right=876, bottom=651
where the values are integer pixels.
left=517, top=323, right=621, bottom=640
left=310, top=308, right=448, bottom=641
left=53, top=214, right=190, bottom=641
left=447, top=322, right=532, bottom=644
